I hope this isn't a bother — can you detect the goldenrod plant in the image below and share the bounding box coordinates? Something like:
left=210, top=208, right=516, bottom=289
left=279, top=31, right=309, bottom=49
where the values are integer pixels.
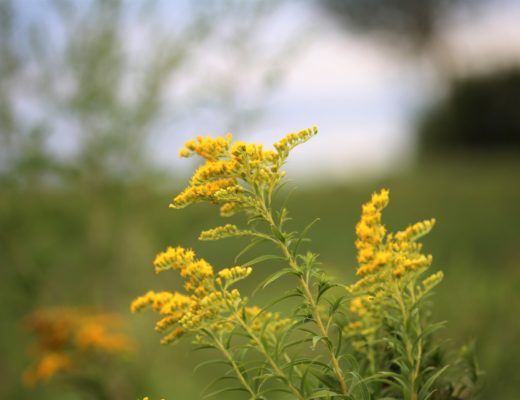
left=132, top=128, right=483, bottom=399
left=23, top=308, right=133, bottom=399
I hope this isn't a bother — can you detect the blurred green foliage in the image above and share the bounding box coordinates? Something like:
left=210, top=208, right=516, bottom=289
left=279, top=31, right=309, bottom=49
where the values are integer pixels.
left=0, top=0, right=291, bottom=398
left=1, top=155, right=519, bottom=398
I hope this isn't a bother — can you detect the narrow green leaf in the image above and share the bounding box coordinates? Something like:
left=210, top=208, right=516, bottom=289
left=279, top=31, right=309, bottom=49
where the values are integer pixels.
left=202, top=386, right=250, bottom=399
left=311, top=335, right=325, bottom=350
left=234, top=238, right=268, bottom=264
left=254, top=291, right=302, bottom=317
left=418, top=365, right=450, bottom=399
left=242, top=254, right=286, bottom=267
left=292, top=217, right=320, bottom=256
left=194, top=359, right=230, bottom=373
left=201, top=375, right=238, bottom=396
left=253, top=267, right=297, bottom=295
left=281, top=337, right=313, bottom=352
left=308, top=389, right=342, bottom=398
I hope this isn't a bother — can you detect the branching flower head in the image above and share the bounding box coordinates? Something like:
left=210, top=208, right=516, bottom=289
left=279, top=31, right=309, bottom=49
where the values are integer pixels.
left=346, top=189, right=441, bottom=342
left=169, top=127, right=317, bottom=217
left=132, top=246, right=257, bottom=344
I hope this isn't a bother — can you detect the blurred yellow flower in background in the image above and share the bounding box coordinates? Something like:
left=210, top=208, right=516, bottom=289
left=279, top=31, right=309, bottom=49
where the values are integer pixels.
left=23, top=307, right=132, bottom=386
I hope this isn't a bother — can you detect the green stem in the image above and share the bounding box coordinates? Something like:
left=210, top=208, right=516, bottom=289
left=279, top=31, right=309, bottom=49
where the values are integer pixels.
left=213, top=336, right=258, bottom=398
left=258, top=201, right=348, bottom=396
left=235, top=314, right=306, bottom=400
left=394, top=282, right=421, bottom=400
left=411, top=285, right=423, bottom=400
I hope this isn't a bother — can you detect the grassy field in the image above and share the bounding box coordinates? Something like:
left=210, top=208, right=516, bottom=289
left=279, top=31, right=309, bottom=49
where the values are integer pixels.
left=1, top=155, right=519, bottom=399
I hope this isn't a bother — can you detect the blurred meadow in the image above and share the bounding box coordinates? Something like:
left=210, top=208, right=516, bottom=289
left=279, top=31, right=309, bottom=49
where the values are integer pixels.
left=1, top=0, right=519, bottom=399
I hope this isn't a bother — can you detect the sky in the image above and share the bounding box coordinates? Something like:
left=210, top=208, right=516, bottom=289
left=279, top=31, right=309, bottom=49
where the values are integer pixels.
left=151, top=0, right=520, bottom=180
left=11, top=0, right=520, bottom=181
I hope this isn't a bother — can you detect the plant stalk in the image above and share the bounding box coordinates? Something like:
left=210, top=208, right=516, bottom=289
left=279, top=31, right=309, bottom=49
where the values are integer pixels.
left=235, top=314, right=306, bottom=400
left=214, top=336, right=258, bottom=398
left=258, top=201, right=348, bottom=396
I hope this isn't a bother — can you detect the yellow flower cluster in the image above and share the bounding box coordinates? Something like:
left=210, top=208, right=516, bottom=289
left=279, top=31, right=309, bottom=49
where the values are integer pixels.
left=422, top=270, right=444, bottom=290
left=169, top=127, right=318, bottom=217
left=23, top=308, right=132, bottom=386
left=133, top=244, right=294, bottom=347
left=349, top=296, right=372, bottom=317
left=179, top=133, right=233, bottom=161
left=355, top=189, right=389, bottom=276
left=243, top=306, right=293, bottom=340
left=346, top=189, right=439, bottom=340
left=153, top=246, right=196, bottom=273
left=132, top=247, right=252, bottom=344
left=153, top=246, right=215, bottom=297
left=273, top=126, right=318, bottom=158
left=153, top=246, right=215, bottom=296
left=216, top=266, right=253, bottom=287
left=190, top=160, right=234, bottom=185
left=352, top=189, right=435, bottom=282
left=388, top=219, right=435, bottom=277
left=230, top=141, right=281, bottom=186
left=199, top=224, right=252, bottom=241
left=170, top=178, right=238, bottom=210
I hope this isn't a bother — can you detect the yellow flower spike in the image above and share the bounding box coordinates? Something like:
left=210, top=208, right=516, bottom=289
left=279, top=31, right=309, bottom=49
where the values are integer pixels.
left=370, top=188, right=389, bottom=209
left=354, top=190, right=390, bottom=277
left=190, top=160, right=232, bottom=186
left=396, top=218, right=436, bottom=242
left=422, top=271, right=444, bottom=290
left=199, top=224, right=253, bottom=241
left=349, top=296, right=372, bottom=316
left=179, top=148, right=191, bottom=158
left=153, top=246, right=196, bottom=274
left=242, top=306, right=292, bottom=338
left=219, top=202, right=239, bottom=217
left=169, top=178, right=238, bottom=209
left=217, top=266, right=253, bottom=288
left=170, top=128, right=318, bottom=223
left=131, top=291, right=155, bottom=313
left=179, top=134, right=233, bottom=161
left=349, top=189, right=438, bottom=350
left=160, top=327, right=185, bottom=345
left=155, top=315, right=182, bottom=333
left=133, top=242, right=255, bottom=344
left=273, top=126, right=318, bottom=157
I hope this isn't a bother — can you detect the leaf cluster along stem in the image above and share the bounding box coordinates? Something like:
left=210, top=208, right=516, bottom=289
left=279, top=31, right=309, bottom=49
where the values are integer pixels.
left=282, top=240, right=349, bottom=396
left=394, top=281, right=424, bottom=400
left=257, top=201, right=348, bottom=396
left=234, top=313, right=306, bottom=400
left=213, top=336, right=258, bottom=399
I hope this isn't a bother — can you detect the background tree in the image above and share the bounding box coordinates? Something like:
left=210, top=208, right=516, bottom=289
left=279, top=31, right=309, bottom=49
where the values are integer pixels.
left=319, top=0, right=490, bottom=72
left=319, top=0, right=520, bottom=154
left=418, top=68, right=520, bottom=154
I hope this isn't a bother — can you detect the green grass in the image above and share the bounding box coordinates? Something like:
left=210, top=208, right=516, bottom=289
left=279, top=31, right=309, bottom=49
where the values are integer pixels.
left=1, top=155, right=519, bottom=399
